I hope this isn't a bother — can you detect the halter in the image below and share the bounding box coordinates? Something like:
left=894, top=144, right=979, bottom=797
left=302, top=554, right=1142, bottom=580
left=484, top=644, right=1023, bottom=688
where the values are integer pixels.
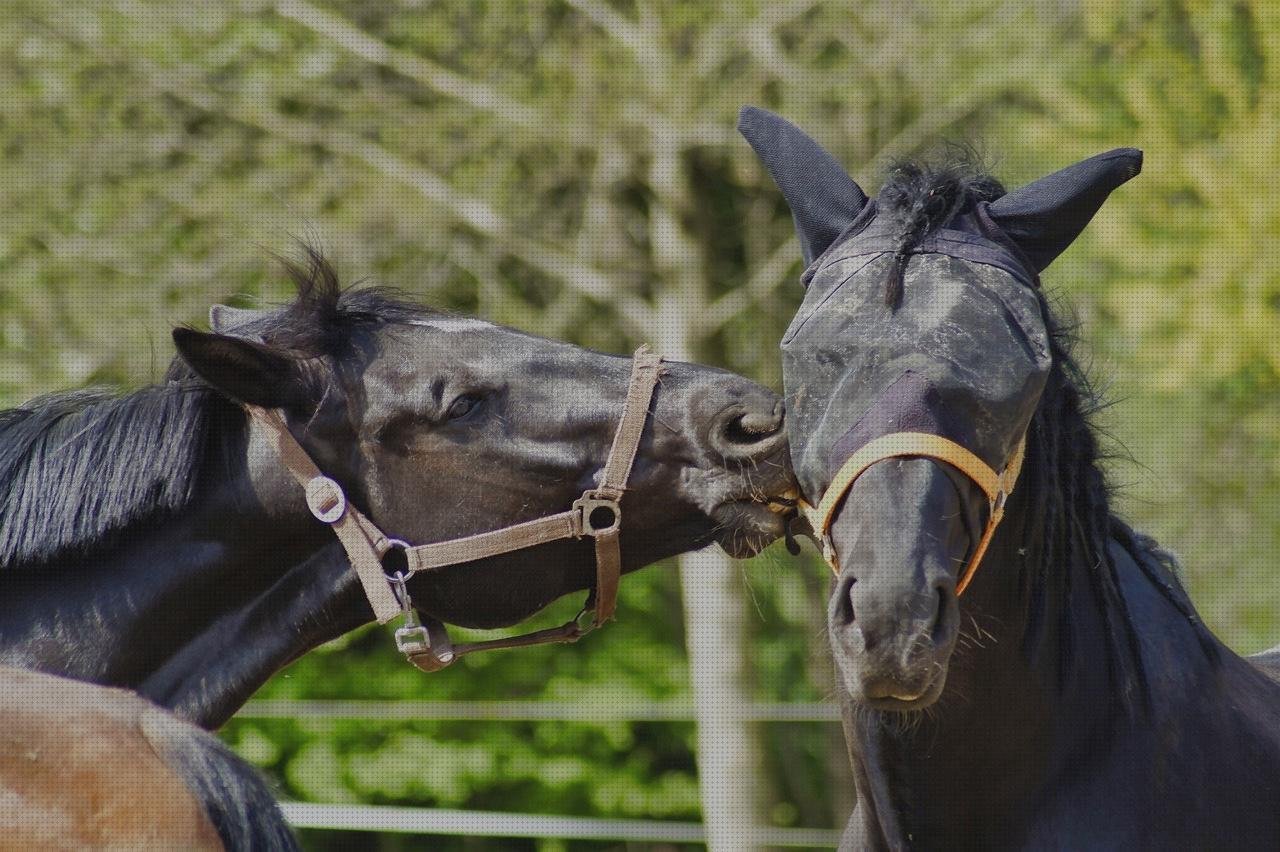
left=248, top=346, right=664, bottom=671
left=802, top=431, right=1027, bottom=596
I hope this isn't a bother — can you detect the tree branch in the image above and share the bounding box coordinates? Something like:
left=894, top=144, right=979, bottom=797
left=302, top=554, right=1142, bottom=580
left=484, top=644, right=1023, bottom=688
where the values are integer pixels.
left=127, top=62, right=657, bottom=335
left=698, top=236, right=800, bottom=336
left=273, top=0, right=542, bottom=128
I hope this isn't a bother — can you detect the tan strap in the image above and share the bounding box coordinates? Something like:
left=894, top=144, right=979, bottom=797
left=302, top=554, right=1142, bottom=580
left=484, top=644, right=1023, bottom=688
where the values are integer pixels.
left=583, top=345, right=661, bottom=624
left=402, top=612, right=597, bottom=672
left=803, top=430, right=1027, bottom=596
left=403, top=509, right=582, bottom=573
left=248, top=407, right=403, bottom=623
left=590, top=529, right=622, bottom=625
left=596, top=345, right=663, bottom=497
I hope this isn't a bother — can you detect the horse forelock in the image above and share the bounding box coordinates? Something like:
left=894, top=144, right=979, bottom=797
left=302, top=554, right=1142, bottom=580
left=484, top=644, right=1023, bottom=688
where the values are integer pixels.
left=875, top=149, right=1007, bottom=307
left=208, top=245, right=439, bottom=363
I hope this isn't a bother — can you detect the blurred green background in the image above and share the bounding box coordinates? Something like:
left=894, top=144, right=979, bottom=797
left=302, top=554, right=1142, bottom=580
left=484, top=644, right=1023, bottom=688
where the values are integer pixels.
left=2, top=0, right=1279, bottom=848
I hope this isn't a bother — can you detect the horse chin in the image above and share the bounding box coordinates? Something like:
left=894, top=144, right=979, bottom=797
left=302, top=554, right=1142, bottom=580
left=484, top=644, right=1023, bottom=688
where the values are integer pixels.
left=711, top=498, right=794, bottom=558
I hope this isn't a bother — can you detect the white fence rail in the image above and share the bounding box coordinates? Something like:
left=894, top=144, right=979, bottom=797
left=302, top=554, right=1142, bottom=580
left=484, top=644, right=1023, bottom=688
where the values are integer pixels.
left=239, top=699, right=841, bottom=722
left=281, top=803, right=841, bottom=847
left=243, top=699, right=845, bottom=847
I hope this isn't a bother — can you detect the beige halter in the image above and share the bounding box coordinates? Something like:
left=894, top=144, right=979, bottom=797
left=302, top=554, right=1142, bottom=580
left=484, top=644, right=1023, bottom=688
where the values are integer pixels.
left=248, top=346, right=664, bottom=670
left=802, top=431, right=1027, bottom=595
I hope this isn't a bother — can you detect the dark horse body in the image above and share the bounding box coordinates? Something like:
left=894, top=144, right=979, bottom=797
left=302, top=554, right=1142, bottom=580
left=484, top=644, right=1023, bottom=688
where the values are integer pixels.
left=0, top=251, right=794, bottom=732
left=741, top=107, right=1280, bottom=849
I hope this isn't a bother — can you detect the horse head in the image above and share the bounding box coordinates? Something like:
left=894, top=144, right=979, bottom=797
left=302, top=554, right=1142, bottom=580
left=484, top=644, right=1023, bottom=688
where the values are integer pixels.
left=173, top=250, right=797, bottom=631
left=739, top=107, right=1139, bottom=709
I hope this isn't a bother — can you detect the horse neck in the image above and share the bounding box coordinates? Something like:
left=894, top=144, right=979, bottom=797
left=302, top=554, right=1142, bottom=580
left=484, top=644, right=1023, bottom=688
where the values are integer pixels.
left=841, top=496, right=1138, bottom=847
left=0, top=408, right=370, bottom=725
left=138, top=541, right=371, bottom=728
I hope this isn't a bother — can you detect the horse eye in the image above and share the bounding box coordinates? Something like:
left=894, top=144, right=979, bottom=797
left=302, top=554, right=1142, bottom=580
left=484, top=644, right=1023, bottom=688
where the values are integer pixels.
left=446, top=393, right=483, bottom=421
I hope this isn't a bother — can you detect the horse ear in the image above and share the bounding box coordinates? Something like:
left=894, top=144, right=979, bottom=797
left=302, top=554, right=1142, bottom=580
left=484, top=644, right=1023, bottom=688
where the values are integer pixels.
left=737, top=106, right=868, bottom=266
left=173, top=327, right=307, bottom=408
left=987, top=148, right=1142, bottom=271
left=208, top=304, right=269, bottom=338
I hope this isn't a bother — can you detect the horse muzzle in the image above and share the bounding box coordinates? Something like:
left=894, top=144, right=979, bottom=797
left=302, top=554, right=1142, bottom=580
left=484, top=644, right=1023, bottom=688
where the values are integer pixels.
left=823, top=468, right=964, bottom=710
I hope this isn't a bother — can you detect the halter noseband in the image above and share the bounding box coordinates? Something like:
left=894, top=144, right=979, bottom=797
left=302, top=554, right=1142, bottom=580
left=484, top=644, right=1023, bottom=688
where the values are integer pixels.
left=802, top=430, right=1027, bottom=596
left=249, top=346, right=664, bottom=671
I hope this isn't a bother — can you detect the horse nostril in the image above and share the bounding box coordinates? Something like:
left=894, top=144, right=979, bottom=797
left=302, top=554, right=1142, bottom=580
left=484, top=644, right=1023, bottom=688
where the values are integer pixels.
left=710, top=401, right=786, bottom=459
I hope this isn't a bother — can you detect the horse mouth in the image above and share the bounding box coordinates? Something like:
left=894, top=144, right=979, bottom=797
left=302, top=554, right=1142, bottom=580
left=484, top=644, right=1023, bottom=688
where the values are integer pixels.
left=712, top=489, right=799, bottom=558
left=860, top=672, right=946, bottom=711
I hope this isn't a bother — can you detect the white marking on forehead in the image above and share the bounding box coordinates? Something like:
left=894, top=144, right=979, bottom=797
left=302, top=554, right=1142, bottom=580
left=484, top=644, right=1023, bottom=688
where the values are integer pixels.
left=407, top=317, right=494, bottom=332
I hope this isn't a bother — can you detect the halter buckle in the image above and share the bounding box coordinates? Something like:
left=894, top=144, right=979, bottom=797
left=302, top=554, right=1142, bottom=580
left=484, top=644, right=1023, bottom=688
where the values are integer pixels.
left=389, top=569, right=425, bottom=653
left=305, top=476, right=347, bottom=524
left=573, top=493, right=622, bottom=537
left=394, top=624, right=431, bottom=655
left=388, top=569, right=455, bottom=667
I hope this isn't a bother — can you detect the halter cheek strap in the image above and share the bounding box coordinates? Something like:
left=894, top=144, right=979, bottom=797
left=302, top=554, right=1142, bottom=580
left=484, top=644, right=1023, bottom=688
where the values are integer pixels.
left=247, top=346, right=664, bottom=671
left=801, top=431, right=1027, bottom=595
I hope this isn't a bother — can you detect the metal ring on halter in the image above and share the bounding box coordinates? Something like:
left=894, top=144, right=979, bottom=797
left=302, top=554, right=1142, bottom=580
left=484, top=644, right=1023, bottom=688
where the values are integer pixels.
left=378, top=538, right=412, bottom=578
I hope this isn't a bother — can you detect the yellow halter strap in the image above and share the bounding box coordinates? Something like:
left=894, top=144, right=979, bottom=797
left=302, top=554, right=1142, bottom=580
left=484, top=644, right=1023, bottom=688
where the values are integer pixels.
left=801, top=431, right=1027, bottom=595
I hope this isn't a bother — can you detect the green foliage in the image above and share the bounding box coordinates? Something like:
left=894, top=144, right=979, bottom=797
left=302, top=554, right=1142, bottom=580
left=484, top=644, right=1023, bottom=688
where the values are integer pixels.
left=2, top=0, right=1279, bottom=846
left=990, top=0, right=1280, bottom=650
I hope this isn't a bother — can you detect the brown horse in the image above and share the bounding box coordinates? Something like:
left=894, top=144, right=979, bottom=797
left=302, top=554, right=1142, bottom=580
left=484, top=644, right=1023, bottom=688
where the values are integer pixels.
left=0, top=665, right=295, bottom=850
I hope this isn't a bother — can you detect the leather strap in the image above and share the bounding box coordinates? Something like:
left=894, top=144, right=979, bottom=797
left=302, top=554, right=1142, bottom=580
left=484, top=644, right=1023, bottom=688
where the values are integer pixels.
left=246, top=345, right=664, bottom=664
left=803, top=430, right=1026, bottom=595
left=401, top=612, right=595, bottom=673
left=250, top=408, right=403, bottom=622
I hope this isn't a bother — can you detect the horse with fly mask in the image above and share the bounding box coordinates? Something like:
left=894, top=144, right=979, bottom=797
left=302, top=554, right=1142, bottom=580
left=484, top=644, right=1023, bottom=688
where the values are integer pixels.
left=741, top=107, right=1280, bottom=849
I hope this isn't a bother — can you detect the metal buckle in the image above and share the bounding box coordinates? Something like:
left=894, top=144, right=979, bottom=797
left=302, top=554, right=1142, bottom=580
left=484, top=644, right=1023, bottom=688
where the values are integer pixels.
left=573, top=493, right=622, bottom=537
left=388, top=570, right=429, bottom=653
left=395, top=624, right=432, bottom=655
left=387, top=570, right=456, bottom=668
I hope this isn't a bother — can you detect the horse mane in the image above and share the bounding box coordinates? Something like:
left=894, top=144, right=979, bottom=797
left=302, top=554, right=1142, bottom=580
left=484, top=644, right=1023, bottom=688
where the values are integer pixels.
left=0, top=247, right=430, bottom=568
left=876, top=152, right=1219, bottom=711
left=0, top=385, right=219, bottom=567
left=1017, top=254, right=1220, bottom=715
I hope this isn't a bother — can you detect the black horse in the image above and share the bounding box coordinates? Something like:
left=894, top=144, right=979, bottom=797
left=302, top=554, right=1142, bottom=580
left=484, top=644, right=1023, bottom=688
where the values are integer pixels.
left=0, top=249, right=795, bottom=729
left=740, top=107, right=1280, bottom=849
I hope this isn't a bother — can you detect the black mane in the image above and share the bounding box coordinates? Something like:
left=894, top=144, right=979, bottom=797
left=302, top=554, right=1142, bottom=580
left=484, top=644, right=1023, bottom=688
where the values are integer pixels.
left=0, top=248, right=430, bottom=568
left=0, top=385, right=218, bottom=567
left=1015, top=279, right=1219, bottom=713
